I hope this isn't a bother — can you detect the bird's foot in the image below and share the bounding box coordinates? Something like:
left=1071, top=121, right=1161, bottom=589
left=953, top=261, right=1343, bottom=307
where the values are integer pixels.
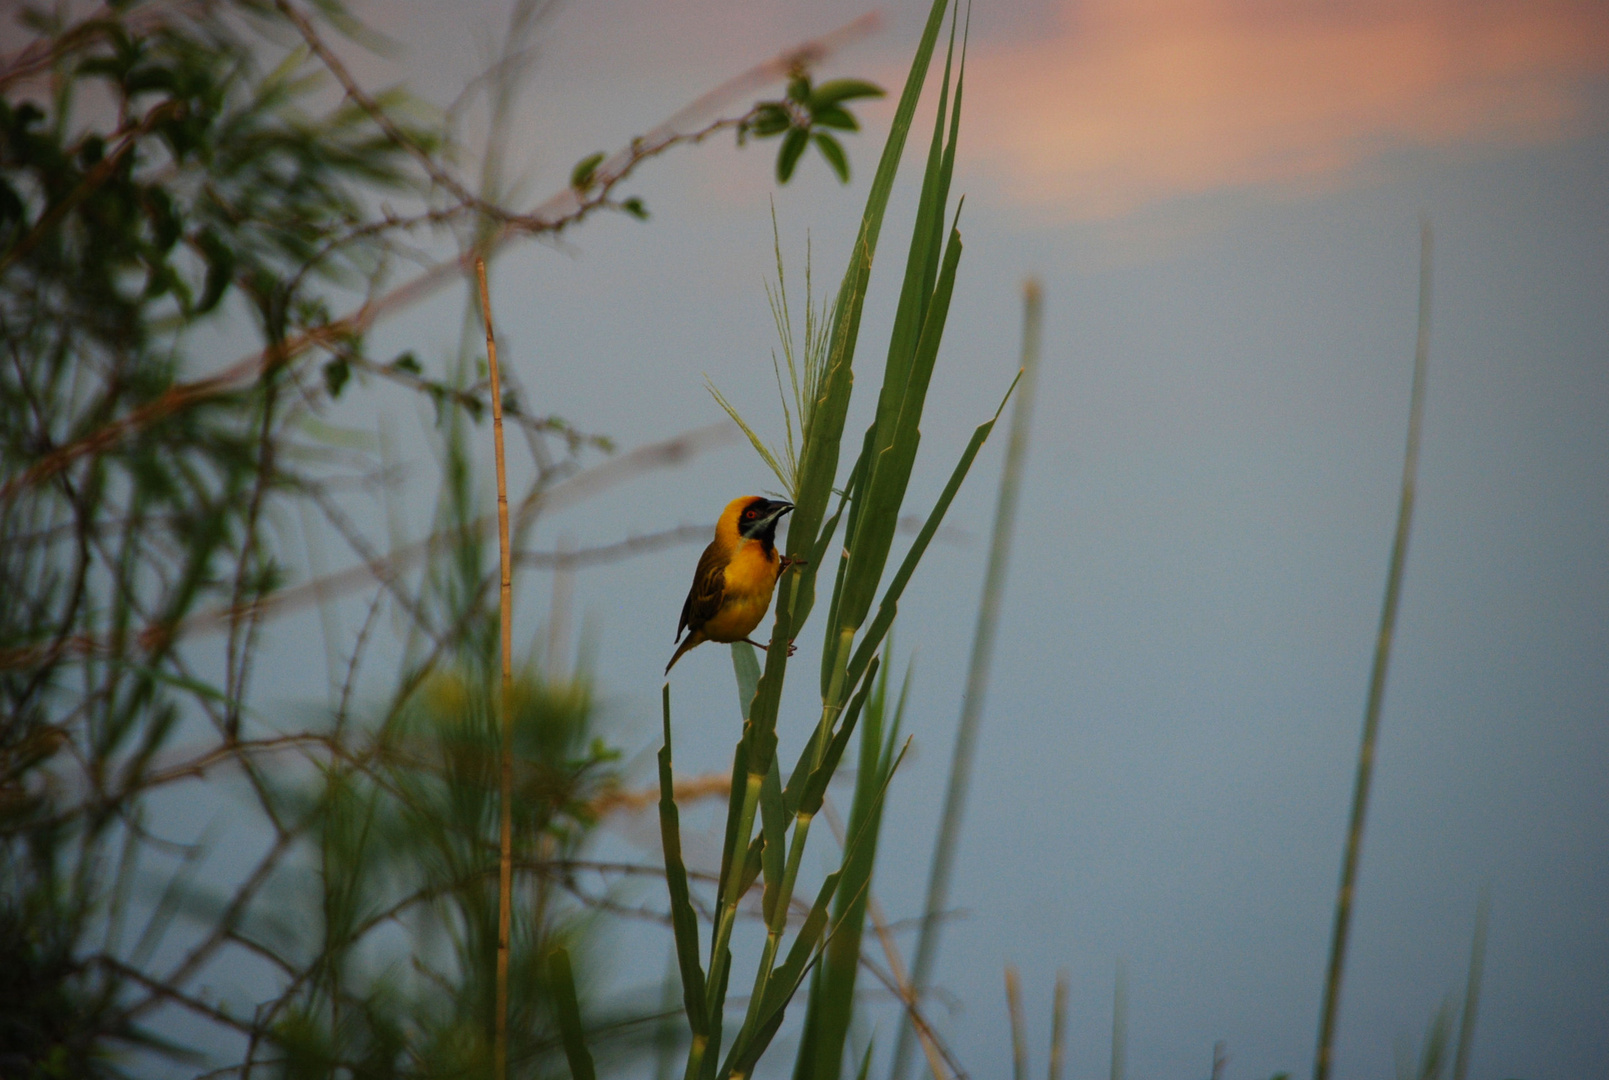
left=780, top=556, right=809, bottom=571
left=743, top=637, right=799, bottom=657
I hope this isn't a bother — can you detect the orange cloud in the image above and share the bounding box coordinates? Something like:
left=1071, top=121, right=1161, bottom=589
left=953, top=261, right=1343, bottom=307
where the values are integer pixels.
left=965, top=0, right=1609, bottom=217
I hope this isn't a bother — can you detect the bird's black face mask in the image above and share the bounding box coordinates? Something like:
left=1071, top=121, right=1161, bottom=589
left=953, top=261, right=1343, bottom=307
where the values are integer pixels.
left=739, top=498, right=794, bottom=548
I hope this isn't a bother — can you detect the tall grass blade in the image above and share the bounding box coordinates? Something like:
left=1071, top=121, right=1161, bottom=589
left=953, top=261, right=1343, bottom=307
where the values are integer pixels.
left=1451, top=895, right=1489, bottom=1080
left=787, top=0, right=955, bottom=561
left=793, top=657, right=907, bottom=1080
left=834, top=13, right=968, bottom=647
left=836, top=215, right=965, bottom=639
left=1313, top=220, right=1433, bottom=1080
left=846, top=370, right=1020, bottom=696
left=548, top=946, right=597, bottom=1080
left=723, top=740, right=911, bottom=1079
left=895, top=279, right=1041, bottom=1074
left=733, top=640, right=763, bottom=721
left=658, top=686, right=709, bottom=1039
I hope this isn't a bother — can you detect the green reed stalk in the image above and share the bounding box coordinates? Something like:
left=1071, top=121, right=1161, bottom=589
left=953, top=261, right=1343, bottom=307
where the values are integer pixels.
left=1451, top=895, right=1489, bottom=1080
left=1313, top=219, right=1433, bottom=1080
left=894, top=278, right=1042, bottom=1080
left=657, top=5, right=1016, bottom=1076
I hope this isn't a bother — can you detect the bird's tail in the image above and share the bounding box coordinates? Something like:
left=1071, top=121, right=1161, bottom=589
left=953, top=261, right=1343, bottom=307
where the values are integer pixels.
left=664, top=633, right=701, bottom=674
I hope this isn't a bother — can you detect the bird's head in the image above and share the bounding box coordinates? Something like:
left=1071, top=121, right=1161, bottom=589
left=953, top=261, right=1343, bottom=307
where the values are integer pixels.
left=723, top=495, right=794, bottom=549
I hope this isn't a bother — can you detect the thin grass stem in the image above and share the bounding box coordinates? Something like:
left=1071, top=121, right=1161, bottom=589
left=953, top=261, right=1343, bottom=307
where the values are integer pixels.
left=1313, top=219, right=1433, bottom=1080
left=1110, top=962, right=1126, bottom=1080
left=1048, top=970, right=1068, bottom=1080
left=476, top=257, right=516, bottom=1080
left=1451, top=894, right=1489, bottom=1080
left=1005, top=965, right=1028, bottom=1080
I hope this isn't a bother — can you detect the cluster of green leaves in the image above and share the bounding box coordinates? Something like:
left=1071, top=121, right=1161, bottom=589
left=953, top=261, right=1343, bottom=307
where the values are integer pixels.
left=0, top=3, right=430, bottom=1071
left=263, top=667, right=624, bottom=1078
left=741, top=71, right=885, bottom=184
left=0, top=2, right=625, bottom=1074
left=654, top=4, right=1018, bottom=1078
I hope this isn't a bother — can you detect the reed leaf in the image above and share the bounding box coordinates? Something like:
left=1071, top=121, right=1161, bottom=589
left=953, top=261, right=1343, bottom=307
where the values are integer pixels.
left=548, top=947, right=597, bottom=1080
left=722, top=739, right=911, bottom=1080
left=793, top=656, right=911, bottom=1080
left=846, top=371, right=1021, bottom=693
left=657, top=686, right=708, bottom=1037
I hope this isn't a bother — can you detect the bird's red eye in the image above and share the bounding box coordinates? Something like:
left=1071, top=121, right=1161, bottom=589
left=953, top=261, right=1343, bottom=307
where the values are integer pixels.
left=744, top=509, right=756, bottom=520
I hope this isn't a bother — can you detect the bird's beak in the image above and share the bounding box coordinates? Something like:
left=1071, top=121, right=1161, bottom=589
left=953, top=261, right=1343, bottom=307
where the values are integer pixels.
left=741, top=499, right=794, bottom=540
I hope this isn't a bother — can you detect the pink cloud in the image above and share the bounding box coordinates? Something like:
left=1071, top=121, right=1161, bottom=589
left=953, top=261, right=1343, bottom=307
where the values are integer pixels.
left=965, top=0, right=1609, bottom=217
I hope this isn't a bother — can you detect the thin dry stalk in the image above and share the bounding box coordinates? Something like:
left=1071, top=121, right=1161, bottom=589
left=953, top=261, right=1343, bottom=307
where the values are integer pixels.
left=1048, top=971, right=1067, bottom=1080
left=900, top=279, right=1044, bottom=1079
left=476, top=257, right=516, bottom=1080
left=1313, top=220, right=1432, bottom=1080
left=1005, top=965, right=1028, bottom=1080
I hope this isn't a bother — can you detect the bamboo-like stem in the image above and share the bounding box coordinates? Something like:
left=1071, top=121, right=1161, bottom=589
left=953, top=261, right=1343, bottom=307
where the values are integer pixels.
left=477, top=258, right=516, bottom=1080
left=704, top=768, right=763, bottom=1022
left=1312, top=219, right=1432, bottom=1080
left=896, top=279, right=1043, bottom=1080
left=737, top=809, right=812, bottom=1047
left=1005, top=965, right=1028, bottom=1080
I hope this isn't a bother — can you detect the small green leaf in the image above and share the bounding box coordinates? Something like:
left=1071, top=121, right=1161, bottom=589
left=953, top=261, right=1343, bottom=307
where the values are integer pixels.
left=787, top=74, right=811, bottom=102
left=620, top=196, right=648, bottom=220
left=750, top=104, right=791, bottom=138
left=810, top=104, right=859, bottom=132
left=570, top=151, right=605, bottom=190
left=776, top=127, right=809, bottom=184
left=195, top=229, right=234, bottom=314
left=390, top=352, right=421, bottom=376
left=809, top=78, right=886, bottom=108
left=813, top=133, right=849, bottom=183
left=322, top=357, right=350, bottom=399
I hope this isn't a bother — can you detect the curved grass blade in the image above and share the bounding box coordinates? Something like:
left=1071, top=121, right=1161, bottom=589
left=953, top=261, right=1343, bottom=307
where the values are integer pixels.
left=847, top=369, right=1021, bottom=692
left=1313, top=220, right=1432, bottom=1080
left=658, top=686, right=709, bottom=1036
left=724, top=738, right=911, bottom=1078
left=548, top=947, right=597, bottom=1080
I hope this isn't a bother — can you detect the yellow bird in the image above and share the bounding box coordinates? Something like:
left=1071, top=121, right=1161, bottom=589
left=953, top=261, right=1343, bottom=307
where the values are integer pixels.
left=666, top=496, right=796, bottom=674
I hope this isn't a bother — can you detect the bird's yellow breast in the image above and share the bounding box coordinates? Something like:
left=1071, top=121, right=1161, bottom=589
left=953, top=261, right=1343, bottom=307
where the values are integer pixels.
left=702, top=538, right=781, bottom=642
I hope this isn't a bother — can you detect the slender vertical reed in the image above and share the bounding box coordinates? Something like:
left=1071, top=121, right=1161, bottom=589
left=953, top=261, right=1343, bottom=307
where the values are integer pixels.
left=1110, top=962, right=1126, bottom=1080
left=1451, top=896, right=1489, bottom=1080
left=1048, top=970, right=1068, bottom=1080
left=476, top=257, right=516, bottom=1080
left=1005, top=965, right=1028, bottom=1080
left=1313, top=220, right=1433, bottom=1080
left=896, top=278, right=1043, bottom=1079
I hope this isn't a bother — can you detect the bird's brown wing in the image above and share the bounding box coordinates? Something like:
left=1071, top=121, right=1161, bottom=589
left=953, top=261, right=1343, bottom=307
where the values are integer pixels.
left=676, top=541, right=726, bottom=641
